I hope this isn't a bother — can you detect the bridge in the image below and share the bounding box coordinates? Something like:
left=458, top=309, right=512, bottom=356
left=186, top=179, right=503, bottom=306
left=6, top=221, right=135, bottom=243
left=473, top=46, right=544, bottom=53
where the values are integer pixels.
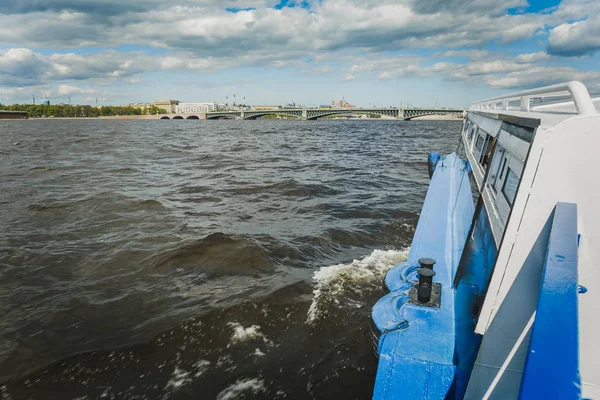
left=160, top=108, right=463, bottom=120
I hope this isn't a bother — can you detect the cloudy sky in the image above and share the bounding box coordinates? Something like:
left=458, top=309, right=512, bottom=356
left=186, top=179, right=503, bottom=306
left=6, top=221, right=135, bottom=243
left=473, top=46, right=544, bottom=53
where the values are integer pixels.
left=1, top=0, right=599, bottom=107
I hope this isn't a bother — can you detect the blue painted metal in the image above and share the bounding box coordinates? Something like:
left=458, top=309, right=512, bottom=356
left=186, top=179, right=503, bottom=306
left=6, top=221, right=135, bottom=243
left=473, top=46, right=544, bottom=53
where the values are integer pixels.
left=453, top=203, right=498, bottom=399
left=371, top=153, right=474, bottom=399
left=428, top=152, right=441, bottom=179
left=519, top=202, right=580, bottom=399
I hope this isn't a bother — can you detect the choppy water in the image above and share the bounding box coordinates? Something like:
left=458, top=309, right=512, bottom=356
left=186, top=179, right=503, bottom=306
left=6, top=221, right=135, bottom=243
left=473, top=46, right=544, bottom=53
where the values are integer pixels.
left=0, top=119, right=461, bottom=399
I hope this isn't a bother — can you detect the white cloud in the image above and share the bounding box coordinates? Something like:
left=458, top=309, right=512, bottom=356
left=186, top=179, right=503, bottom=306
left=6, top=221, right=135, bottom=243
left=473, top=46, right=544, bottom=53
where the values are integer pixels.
left=1, top=48, right=250, bottom=87
left=484, top=66, right=600, bottom=89
left=0, top=0, right=583, bottom=57
left=440, top=50, right=490, bottom=60
left=360, top=51, right=600, bottom=90
left=514, top=51, right=552, bottom=63
left=0, top=48, right=50, bottom=86
left=306, top=65, right=334, bottom=74
left=548, top=15, right=600, bottom=56
left=0, top=0, right=598, bottom=102
left=57, top=84, right=96, bottom=95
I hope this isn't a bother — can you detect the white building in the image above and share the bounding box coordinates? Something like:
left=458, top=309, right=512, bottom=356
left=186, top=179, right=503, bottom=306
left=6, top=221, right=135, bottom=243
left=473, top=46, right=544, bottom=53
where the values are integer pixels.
left=176, top=102, right=217, bottom=114
left=153, top=100, right=179, bottom=113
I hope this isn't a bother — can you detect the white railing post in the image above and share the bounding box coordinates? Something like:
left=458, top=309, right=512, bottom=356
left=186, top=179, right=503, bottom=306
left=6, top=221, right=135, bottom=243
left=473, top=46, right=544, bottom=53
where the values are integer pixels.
left=568, top=81, right=596, bottom=115
left=520, top=96, right=530, bottom=111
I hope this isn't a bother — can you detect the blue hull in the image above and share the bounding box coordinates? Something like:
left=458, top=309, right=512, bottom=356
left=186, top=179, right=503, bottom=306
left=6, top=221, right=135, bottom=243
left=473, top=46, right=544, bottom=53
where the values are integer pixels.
left=371, top=153, right=494, bottom=399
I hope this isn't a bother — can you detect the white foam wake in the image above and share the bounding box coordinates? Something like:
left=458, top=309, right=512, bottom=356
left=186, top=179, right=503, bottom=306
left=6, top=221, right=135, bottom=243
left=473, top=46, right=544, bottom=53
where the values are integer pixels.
left=227, top=322, right=272, bottom=348
left=306, top=249, right=409, bottom=324
left=216, top=378, right=266, bottom=400
left=163, top=360, right=211, bottom=392
left=228, top=322, right=263, bottom=343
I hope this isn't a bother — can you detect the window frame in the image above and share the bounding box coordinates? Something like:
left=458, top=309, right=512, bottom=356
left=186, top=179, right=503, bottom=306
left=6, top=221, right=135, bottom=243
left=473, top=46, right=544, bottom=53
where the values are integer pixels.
left=501, top=168, right=519, bottom=207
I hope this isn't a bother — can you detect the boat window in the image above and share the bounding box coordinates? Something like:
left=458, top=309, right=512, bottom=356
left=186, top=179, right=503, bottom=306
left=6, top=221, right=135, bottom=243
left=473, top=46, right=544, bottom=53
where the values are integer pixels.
left=488, top=145, right=506, bottom=191
left=485, top=139, right=495, bottom=167
left=502, top=168, right=519, bottom=206
left=475, top=135, right=484, bottom=151
left=499, top=158, right=507, bottom=180
left=468, top=124, right=476, bottom=144
left=492, top=153, right=523, bottom=225
left=479, top=134, right=494, bottom=167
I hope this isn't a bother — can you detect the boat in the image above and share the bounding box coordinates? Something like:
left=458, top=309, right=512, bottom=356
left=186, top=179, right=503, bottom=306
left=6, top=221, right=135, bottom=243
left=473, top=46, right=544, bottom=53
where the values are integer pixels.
left=370, top=81, right=599, bottom=399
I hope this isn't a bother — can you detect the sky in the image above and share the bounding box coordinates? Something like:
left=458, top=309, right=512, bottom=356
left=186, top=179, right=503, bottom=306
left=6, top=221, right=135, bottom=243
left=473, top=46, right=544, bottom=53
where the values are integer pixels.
left=0, top=0, right=599, bottom=108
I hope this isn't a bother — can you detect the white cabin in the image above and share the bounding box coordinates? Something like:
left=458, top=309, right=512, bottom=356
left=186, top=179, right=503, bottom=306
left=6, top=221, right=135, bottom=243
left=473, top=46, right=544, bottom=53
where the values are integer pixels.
left=460, top=82, right=600, bottom=399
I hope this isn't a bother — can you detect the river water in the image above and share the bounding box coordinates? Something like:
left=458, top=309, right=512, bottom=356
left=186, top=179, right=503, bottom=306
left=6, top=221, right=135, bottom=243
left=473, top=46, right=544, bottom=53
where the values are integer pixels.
left=0, top=119, right=461, bottom=399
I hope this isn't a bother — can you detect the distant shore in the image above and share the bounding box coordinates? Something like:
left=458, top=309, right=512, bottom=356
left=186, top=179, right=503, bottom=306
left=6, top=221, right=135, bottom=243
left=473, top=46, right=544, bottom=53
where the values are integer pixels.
left=13, top=114, right=463, bottom=121
left=32, top=115, right=160, bottom=120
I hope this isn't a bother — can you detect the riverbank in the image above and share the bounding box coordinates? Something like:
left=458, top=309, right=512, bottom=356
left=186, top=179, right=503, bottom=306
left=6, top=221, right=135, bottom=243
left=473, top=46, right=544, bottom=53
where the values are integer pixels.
left=30, top=115, right=161, bottom=120
left=13, top=114, right=464, bottom=121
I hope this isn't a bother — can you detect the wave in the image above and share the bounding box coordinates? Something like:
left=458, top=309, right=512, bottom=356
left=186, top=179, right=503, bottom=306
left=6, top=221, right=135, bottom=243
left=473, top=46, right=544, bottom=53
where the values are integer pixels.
left=137, top=199, right=164, bottom=208
left=178, top=185, right=214, bottom=194
left=28, top=166, right=57, bottom=171
left=145, top=232, right=275, bottom=277
left=225, top=179, right=342, bottom=198
left=106, top=167, right=138, bottom=173
left=26, top=197, right=164, bottom=213
left=306, top=248, right=409, bottom=324
left=26, top=202, right=69, bottom=211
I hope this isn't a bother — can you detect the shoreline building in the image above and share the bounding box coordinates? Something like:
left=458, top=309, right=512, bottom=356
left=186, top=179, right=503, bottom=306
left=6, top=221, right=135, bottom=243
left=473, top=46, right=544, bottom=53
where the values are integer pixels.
left=176, top=102, right=218, bottom=114
left=128, top=103, right=151, bottom=114
left=154, top=100, right=179, bottom=114
left=331, top=99, right=355, bottom=108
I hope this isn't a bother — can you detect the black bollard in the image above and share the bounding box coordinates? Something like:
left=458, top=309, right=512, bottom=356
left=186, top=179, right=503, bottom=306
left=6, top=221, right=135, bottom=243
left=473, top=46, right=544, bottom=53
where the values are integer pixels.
left=418, top=257, right=436, bottom=270
left=417, top=268, right=436, bottom=303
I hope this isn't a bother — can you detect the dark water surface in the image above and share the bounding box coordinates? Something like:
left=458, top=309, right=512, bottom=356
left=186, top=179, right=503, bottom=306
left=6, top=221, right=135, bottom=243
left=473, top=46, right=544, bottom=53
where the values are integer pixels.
left=0, top=119, right=461, bottom=399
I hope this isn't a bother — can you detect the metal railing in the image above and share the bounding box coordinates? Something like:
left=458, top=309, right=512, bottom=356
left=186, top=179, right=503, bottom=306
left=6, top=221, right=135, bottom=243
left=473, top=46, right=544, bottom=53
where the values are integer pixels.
left=471, top=81, right=597, bottom=115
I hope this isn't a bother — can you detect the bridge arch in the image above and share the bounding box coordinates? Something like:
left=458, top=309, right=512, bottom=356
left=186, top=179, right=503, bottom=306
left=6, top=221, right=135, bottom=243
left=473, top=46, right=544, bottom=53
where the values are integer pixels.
left=172, top=115, right=184, bottom=119
left=306, top=111, right=354, bottom=120
left=402, top=110, right=462, bottom=121
left=306, top=109, right=399, bottom=120
left=186, top=115, right=200, bottom=119
left=206, top=115, right=237, bottom=120
left=160, top=116, right=170, bottom=119
left=244, top=111, right=302, bottom=120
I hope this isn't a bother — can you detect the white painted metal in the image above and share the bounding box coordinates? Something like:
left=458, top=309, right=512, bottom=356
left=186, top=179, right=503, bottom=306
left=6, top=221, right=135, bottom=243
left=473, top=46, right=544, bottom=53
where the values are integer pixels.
left=464, top=107, right=600, bottom=399
left=468, top=113, right=503, bottom=137
left=472, top=81, right=598, bottom=115
left=460, top=112, right=530, bottom=246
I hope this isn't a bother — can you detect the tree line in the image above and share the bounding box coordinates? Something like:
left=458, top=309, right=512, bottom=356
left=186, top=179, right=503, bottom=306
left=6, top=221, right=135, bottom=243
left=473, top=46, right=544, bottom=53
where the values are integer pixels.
left=0, top=104, right=168, bottom=117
